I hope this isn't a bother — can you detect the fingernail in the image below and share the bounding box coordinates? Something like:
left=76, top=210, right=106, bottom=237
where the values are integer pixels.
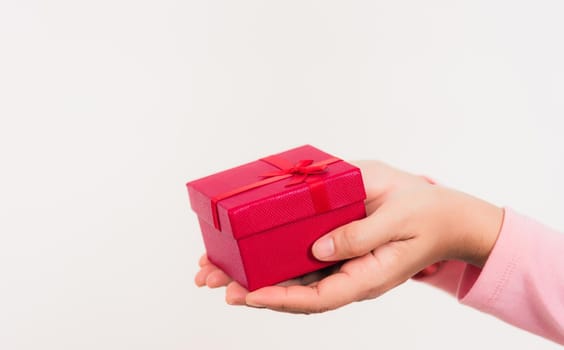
left=313, top=236, right=335, bottom=259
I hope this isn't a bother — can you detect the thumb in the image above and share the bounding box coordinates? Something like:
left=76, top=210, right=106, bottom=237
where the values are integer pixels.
left=312, top=211, right=398, bottom=261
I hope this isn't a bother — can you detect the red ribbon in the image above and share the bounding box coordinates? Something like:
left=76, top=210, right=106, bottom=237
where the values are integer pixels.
left=210, top=156, right=341, bottom=231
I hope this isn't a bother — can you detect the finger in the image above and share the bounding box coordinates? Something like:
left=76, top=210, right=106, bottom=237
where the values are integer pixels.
left=198, top=254, right=210, bottom=267
left=367, top=239, right=435, bottom=293
left=195, top=265, right=216, bottom=287
left=197, top=253, right=233, bottom=286
left=312, top=209, right=399, bottom=261
left=206, top=269, right=233, bottom=288
left=245, top=256, right=372, bottom=314
left=225, top=281, right=249, bottom=305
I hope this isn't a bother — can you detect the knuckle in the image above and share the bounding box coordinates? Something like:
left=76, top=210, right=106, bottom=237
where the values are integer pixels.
left=340, top=222, right=366, bottom=256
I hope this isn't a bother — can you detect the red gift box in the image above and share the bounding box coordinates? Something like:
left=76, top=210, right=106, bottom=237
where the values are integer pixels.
left=186, top=145, right=367, bottom=291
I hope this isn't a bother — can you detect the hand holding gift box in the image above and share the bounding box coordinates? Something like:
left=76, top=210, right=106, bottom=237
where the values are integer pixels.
left=187, top=145, right=367, bottom=291
left=194, top=160, right=505, bottom=319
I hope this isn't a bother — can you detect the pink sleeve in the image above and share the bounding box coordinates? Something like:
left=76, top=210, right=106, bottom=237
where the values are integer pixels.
left=415, top=208, right=564, bottom=345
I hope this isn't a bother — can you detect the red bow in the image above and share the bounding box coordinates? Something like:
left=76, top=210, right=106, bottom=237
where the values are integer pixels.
left=210, top=156, right=341, bottom=230
left=262, top=159, right=329, bottom=186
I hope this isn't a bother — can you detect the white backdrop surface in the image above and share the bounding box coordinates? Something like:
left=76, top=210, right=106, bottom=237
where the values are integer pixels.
left=1, top=1, right=563, bottom=349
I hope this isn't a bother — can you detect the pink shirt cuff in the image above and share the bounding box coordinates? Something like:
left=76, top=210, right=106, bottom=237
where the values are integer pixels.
left=458, top=208, right=564, bottom=344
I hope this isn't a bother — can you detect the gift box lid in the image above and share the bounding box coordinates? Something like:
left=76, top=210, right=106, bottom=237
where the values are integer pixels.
left=186, top=145, right=366, bottom=240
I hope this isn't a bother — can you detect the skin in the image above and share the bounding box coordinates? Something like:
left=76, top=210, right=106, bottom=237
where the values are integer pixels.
left=195, top=161, right=504, bottom=314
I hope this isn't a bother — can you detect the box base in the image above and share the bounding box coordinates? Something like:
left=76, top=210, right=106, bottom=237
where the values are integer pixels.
left=200, top=201, right=366, bottom=291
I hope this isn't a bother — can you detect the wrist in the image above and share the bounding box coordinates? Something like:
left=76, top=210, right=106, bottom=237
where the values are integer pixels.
left=440, top=187, right=504, bottom=267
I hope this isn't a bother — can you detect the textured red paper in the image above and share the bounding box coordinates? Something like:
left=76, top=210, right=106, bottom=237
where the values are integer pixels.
left=187, top=145, right=366, bottom=291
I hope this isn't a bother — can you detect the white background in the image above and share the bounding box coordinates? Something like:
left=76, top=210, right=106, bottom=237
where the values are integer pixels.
left=1, top=1, right=563, bottom=349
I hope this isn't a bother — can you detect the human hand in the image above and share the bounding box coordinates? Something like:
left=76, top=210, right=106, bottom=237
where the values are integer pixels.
left=194, top=160, right=426, bottom=303
left=195, top=161, right=503, bottom=313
